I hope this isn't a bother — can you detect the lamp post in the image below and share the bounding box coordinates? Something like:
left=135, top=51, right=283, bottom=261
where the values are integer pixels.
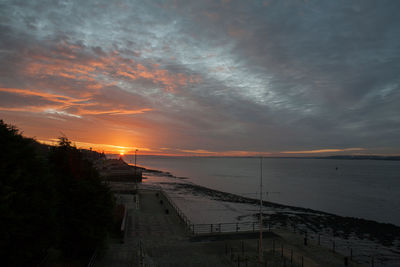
left=134, top=149, right=138, bottom=177
left=259, top=156, right=263, bottom=263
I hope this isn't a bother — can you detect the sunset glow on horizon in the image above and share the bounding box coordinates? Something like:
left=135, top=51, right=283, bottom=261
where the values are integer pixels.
left=1, top=1, right=400, bottom=156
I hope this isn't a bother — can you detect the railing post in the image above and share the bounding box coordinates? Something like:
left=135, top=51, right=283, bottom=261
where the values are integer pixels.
left=304, top=231, right=308, bottom=246
left=272, top=239, right=275, bottom=254
left=290, top=249, right=293, bottom=263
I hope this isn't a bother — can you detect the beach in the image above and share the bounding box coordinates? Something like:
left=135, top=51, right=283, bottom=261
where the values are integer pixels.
left=97, top=184, right=365, bottom=266
left=138, top=163, right=400, bottom=267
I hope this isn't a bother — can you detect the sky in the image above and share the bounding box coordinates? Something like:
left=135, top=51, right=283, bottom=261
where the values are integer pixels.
left=1, top=0, right=400, bottom=156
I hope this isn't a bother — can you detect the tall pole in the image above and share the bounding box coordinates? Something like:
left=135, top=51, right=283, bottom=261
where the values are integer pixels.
left=259, top=156, right=263, bottom=262
left=134, top=149, right=138, bottom=177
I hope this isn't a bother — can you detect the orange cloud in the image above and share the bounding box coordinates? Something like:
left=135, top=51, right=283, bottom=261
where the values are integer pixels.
left=39, top=138, right=152, bottom=154
left=281, top=148, right=365, bottom=154
left=178, top=149, right=217, bottom=154
left=75, top=108, right=152, bottom=116
left=0, top=87, right=152, bottom=117
left=228, top=26, right=248, bottom=39
left=23, top=47, right=200, bottom=92
left=0, top=87, right=90, bottom=103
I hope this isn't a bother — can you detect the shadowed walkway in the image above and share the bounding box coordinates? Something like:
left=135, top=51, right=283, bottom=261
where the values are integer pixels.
left=95, top=190, right=233, bottom=267
left=95, top=188, right=363, bottom=267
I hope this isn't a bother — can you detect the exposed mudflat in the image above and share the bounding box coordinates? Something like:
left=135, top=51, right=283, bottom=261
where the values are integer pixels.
left=142, top=167, right=400, bottom=266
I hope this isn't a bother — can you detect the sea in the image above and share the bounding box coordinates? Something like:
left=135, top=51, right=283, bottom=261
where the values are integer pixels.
left=123, top=156, right=400, bottom=227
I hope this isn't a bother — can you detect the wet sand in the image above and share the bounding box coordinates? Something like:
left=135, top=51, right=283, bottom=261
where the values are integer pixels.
left=142, top=167, right=400, bottom=266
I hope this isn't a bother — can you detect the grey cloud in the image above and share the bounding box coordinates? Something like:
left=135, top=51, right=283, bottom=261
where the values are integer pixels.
left=1, top=0, right=400, bottom=153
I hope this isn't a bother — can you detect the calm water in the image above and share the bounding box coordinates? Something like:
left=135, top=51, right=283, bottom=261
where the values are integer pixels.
left=126, top=156, right=400, bottom=226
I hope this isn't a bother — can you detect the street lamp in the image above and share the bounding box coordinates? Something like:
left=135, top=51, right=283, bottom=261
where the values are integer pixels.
left=134, top=149, right=138, bottom=178
left=259, top=156, right=263, bottom=263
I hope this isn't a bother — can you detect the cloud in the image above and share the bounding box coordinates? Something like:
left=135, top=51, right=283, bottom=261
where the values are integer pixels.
left=20, top=43, right=200, bottom=92
left=1, top=0, right=400, bottom=154
left=39, top=138, right=151, bottom=154
left=0, top=87, right=153, bottom=117
left=282, top=148, right=365, bottom=154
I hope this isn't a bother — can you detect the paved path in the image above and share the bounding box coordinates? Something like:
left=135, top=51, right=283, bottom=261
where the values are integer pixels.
left=95, top=189, right=363, bottom=267
left=95, top=190, right=233, bottom=267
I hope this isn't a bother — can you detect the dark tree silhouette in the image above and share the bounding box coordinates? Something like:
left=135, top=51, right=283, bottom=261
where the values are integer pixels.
left=49, top=137, right=114, bottom=258
left=0, top=120, right=56, bottom=265
left=0, top=120, right=114, bottom=265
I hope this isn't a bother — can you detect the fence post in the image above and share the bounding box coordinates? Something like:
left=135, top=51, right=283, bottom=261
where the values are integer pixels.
left=236, top=222, right=239, bottom=232
left=253, top=222, right=255, bottom=232
left=304, top=231, right=308, bottom=246
left=211, top=224, right=213, bottom=233
left=219, top=223, right=221, bottom=233
left=290, top=249, right=293, bottom=264
left=272, top=239, right=275, bottom=254
left=257, top=239, right=259, bottom=253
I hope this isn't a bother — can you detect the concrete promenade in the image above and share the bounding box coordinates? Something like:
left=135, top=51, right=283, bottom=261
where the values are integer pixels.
left=95, top=189, right=233, bottom=266
left=95, top=188, right=363, bottom=266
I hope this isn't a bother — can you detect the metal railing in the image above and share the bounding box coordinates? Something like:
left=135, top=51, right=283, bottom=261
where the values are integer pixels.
left=189, top=221, right=264, bottom=235
left=155, top=188, right=400, bottom=266
left=159, top=188, right=193, bottom=230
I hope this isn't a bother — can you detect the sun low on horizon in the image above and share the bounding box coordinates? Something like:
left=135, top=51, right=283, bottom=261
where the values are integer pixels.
left=1, top=0, right=400, bottom=157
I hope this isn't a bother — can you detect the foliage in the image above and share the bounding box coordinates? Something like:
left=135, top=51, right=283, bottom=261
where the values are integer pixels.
left=49, top=136, right=114, bottom=258
left=0, top=120, right=56, bottom=265
left=0, top=120, right=114, bottom=265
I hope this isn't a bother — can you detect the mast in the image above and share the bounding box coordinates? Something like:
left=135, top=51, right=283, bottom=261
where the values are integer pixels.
left=259, top=156, right=263, bottom=262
